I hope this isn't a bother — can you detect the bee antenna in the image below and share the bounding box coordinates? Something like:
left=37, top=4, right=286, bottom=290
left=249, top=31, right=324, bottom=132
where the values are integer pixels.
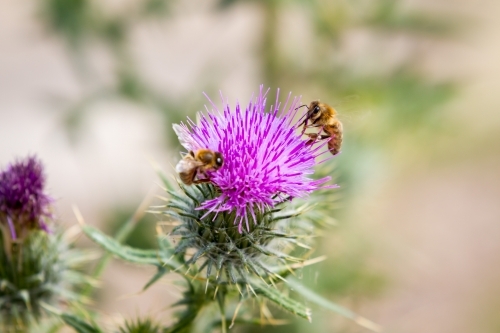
left=294, top=104, right=307, bottom=111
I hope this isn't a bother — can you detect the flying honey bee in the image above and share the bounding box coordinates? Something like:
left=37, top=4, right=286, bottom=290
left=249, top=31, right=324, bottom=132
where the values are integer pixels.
left=175, top=149, right=224, bottom=185
left=299, top=100, right=343, bottom=156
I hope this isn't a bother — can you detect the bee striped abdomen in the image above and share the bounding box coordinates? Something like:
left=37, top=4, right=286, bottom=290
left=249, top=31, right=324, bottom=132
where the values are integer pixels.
left=326, top=122, right=343, bottom=155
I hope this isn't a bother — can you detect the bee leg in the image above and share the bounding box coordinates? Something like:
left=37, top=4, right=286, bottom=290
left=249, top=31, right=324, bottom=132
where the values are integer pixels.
left=193, top=178, right=212, bottom=184
left=305, top=133, right=332, bottom=146
left=304, top=133, right=318, bottom=146
left=187, top=168, right=198, bottom=185
left=275, top=195, right=293, bottom=205
left=192, top=169, right=212, bottom=184
left=301, top=121, right=307, bottom=134
left=304, top=126, right=326, bottom=145
left=314, top=134, right=332, bottom=143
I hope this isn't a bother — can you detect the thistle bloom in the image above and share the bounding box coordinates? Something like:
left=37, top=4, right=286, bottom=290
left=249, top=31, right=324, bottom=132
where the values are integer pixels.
left=174, top=86, right=332, bottom=232
left=0, top=156, right=91, bottom=331
left=0, top=156, right=52, bottom=239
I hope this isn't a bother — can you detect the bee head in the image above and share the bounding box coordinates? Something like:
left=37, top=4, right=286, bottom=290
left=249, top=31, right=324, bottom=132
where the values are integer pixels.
left=214, top=152, right=224, bottom=169
left=307, top=100, right=322, bottom=121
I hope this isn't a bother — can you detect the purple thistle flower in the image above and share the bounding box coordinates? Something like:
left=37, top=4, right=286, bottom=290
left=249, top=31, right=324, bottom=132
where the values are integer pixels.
left=0, top=156, right=53, bottom=239
left=174, top=86, right=334, bottom=232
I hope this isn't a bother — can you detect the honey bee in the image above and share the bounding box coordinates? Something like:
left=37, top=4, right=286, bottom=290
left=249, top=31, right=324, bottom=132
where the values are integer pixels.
left=299, top=100, right=343, bottom=155
left=175, top=149, right=224, bottom=185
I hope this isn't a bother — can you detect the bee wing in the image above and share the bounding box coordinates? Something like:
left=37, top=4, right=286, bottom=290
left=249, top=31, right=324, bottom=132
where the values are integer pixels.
left=175, top=157, right=203, bottom=174
left=336, top=110, right=372, bottom=127
left=329, top=95, right=371, bottom=125
left=173, top=123, right=199, bottom=151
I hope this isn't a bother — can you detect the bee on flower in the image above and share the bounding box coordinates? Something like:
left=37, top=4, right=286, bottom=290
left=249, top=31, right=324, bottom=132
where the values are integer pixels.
left=173, top=86, right=334, bottom=233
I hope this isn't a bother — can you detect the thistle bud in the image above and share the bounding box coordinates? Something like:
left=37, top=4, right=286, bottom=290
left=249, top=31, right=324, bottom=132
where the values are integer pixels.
left=0, top=156, right=52, bottom=240
left=0, top=156, right=89, bottom=332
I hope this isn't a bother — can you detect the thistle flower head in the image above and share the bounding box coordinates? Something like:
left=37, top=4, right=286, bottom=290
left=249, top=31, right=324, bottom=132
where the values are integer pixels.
left=0, top=156, right=52, bottom=238
left=159, top=86, right=338, bottom=290
left=174, top=86, right=331, bottom=232
left=0, top=156, right=91, bottom=331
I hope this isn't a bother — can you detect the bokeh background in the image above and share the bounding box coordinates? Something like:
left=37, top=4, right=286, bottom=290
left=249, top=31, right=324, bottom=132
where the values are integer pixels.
left=1, top=0, right=500, bottom=332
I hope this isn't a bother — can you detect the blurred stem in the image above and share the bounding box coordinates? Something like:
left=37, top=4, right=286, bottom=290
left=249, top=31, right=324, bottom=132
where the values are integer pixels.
left=261, top=0, right=279, bottom=88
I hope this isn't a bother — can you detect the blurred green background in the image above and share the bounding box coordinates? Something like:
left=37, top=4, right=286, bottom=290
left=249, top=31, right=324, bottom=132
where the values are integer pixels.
left=1, top=0, right=500, bottom=332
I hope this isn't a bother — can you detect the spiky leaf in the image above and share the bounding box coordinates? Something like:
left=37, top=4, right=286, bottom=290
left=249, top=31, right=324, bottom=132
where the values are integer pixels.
left=248, top=279, right=311, bottom=321
left=61, top=313, right=102, bottom=333
left=82, top=225, right=179, bottom=269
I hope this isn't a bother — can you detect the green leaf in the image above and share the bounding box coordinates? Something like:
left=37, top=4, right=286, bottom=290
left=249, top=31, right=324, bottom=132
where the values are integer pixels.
left=286, top=277, right=382, bottom=332
left=143, top=266, right=169, bottom=291
left=248, top=279, right=311, bottom=321
left=83, top=225, right=180, bottom=269
left=61, top=313, right=102, bottom=333
left=118, top=317, right=161, bottom=333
